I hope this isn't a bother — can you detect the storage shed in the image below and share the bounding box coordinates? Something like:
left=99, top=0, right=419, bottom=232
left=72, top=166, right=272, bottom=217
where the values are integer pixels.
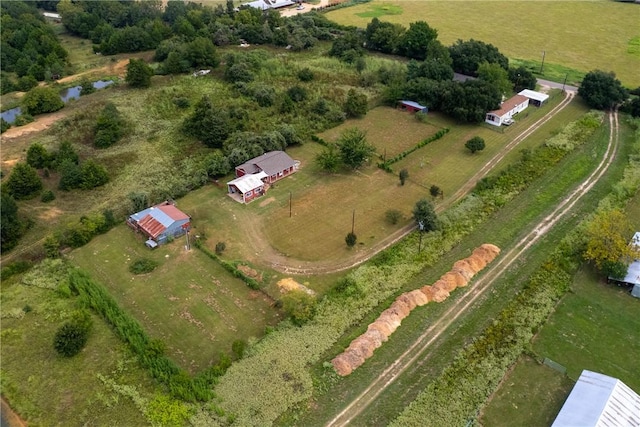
left=398, top=100, right=428, bottom=114
left=518, top=89, right=550, bottom=107
left=127, top=201, right=191, bottom=245
left=552, top=370, right=640, bottom=427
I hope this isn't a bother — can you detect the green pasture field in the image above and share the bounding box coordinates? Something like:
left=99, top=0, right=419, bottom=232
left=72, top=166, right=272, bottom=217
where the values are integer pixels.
left=478, top=356, right=573, bottom=427
left=480, top=193, right=640, bottom=427
left=67, top=226, right=282, bottom=373
left=0, top=278, right=154, bottom=426
left=532, top=252, right=640, bottom=391
left=258, top=95, right=584, bottom=263
left=283, top=108, right=634, bottom=426
left=326, top=0, right=640, bottom=87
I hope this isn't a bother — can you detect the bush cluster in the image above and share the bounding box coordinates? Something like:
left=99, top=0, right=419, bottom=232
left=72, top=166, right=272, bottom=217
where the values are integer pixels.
left=54, top=310, right=93, bottom=357
left=129, top=258, right=159, bottom=275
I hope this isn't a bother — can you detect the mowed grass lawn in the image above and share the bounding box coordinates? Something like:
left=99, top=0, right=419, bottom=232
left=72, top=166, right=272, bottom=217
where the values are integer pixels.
left=326, top=0, right=640, bottom=87
left=68, top=226, right=281, bottom=373
left=479, top=356, right=574, bottom=427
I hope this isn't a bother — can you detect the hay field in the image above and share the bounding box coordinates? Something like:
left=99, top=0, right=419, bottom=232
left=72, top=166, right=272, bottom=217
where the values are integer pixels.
left=326, top=0, right=640, bottom=87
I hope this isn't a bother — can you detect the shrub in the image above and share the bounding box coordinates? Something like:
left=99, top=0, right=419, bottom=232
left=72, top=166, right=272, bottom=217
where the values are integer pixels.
left=5, top=163, right=42, bottom=200
left=287, top=85, right=307, bottom=103
left=345, top=232, right=357, bottom=247
left=281, top=290, right=316, bottom=326
left=215, top=241, right=227, bottom=255
left=173, top=97, right=190, bottom=109
left=465, top=136, right=485, bottom=154
left=297, top=67, right=314, bottom=82
left=22, top=86, right=64, bottom=115
left=232, top=339, right=246, bottom=359
left=1, top=118, right=10, bottom=133
left=13, top=114, right=34, bottom=127
left=41, top=190, right=55, bottom=203
left=53, top=311, right=93, bottom=357
left=399, top=169, right=409, bottom=185
left=385, top=209, right=402, bottom=225
left=129, top=258, right=159, bottom=275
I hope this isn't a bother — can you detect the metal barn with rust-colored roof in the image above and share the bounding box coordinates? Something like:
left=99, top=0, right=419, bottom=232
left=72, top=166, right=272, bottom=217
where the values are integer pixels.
left=127, top=201, right=191, bottom=246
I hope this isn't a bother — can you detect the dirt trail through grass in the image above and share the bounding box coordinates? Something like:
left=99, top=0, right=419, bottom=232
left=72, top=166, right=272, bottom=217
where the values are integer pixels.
left=241, top=91, right=576, bottom=275
left=324, top=109, right=620, bottom=426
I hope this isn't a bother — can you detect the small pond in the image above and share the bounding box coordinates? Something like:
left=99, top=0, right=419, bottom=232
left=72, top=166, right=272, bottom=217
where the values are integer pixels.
left=1, top=79, right=114, bottom=124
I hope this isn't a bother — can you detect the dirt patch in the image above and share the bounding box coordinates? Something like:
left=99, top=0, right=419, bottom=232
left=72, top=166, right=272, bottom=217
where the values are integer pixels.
left=238, top=264, right=263, bottom=282
left=277, top=278, right=316, bottom=295
left=259, top=197, right=276, bottom=207
left=37, top=207, right=65, bottom=221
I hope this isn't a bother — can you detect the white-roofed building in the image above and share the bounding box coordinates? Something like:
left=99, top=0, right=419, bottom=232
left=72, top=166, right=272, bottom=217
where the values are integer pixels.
left=485, top=94, right=529, bottom=127
left=227, top=171, right=269, bottom=203
left=518, top=89, right=550, bottom=107
left=552, top=370, right=640, bottom=427
left=242, top=0, right=296, bottom=11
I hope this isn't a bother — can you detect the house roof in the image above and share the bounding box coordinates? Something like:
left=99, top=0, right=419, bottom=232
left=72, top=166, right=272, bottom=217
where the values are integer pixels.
left=129, top=202, right=190, bottom=239
left=228, top=171, right=268, bottom=194
left=519, top=89, right=550, bottom=103
left=237, top=151, right=295, bottom=177
left=243, top=0, right=295, bottom=10
left=399, top=100, right=428, bottom=110
left=552, top=370, right=640, bottom=427
left=489, top=94, right=529, bottom=118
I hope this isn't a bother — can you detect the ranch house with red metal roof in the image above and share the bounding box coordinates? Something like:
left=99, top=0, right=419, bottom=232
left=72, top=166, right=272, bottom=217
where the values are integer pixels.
left=127, top=201, right=191, bottom=247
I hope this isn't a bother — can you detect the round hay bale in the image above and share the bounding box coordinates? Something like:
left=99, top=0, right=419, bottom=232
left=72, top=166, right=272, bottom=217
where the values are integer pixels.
left=397, top=293, right=418, bottom=311
left=420, top=285, right=436, bottom=301
left=464, top=255, right=486, bottom=272
left=365, top=328, right=387, bottom=345
left=349, top=336, right=375, bottom=359
left=332, top=354, right=353, bottom=376
left=369, top=320, right=394, bottom=338
left=431, top=286, right=450, bottom=302
left=378, top=311, right=401, bottom=331
left=406, top=289, right=430, bottom=306
left=435, top=275, right=459, bottom=292
left=343, top=349, right=365, bottom=369
left=389, top=300, right=412, bottom=319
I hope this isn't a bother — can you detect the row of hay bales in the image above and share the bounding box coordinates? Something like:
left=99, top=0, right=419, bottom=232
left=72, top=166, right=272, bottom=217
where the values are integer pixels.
left=331, top=243, right=501, bottom=376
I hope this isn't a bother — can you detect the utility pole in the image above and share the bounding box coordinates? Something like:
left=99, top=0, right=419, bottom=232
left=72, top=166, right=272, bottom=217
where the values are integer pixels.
left=539, top=50, right=546, bottom=74
left=185, top=230, right=190, bottom=251
left=351, top=209, right=355, bottom=234
left=562, top=73, right=568, bottom=92
left=289, top=191, right=292, bottom=218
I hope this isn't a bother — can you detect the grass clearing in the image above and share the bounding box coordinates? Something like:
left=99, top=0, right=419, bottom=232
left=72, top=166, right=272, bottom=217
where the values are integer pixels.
left=532, top=247, right=640, bottom=390
left=326, top=0, right=640, bottom=87
left=67, top=226, right=281, bottom=373
left=479, top=356, right=573, bottom=427
left=0, top=279, right=154, bottom=426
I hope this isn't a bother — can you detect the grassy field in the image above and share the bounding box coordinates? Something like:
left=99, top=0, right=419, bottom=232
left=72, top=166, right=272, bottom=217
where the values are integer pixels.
left=0, top=277, right=155, bottom=426
left=326, top=0, right=640, bottom=87
left=280, top=105, right=625, bottom=426
left=479, top=356, right=574, bottom=427
left=479, top=192, right=640, bottom=426
left=67, top=226, right=282, bottom=373
left=532, top=251, right=640, bottom=389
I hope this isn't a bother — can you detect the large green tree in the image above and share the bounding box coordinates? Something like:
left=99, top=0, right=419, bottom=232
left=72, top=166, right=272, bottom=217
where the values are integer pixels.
left=449, top=39, right=508, bottom=76
left=94, top=103, right=125, bottom=148
left=337, top=128, right=375, bottom=170
left=4, top=163, right=42, bottom=200
left=183, top=95, right=233, bottom=148
left=398, top=21, right=438, bottom=60
left=344, top=89, right=368, bottom=118
left=125, top=58, right=154, bottom=88
left=412, top=198, right=439, bottom=232
left=583, top=209, right=639, bottom=274
left=578, top=70, right=628, bottom=110
left=1, top=192, right=25, bottom=253
left=22, top=87, right=64, bottom=115
left=477, top=61, right=513, bottom=97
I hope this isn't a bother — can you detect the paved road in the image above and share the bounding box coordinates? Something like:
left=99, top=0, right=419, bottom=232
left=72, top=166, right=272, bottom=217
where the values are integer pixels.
left=454, top=72, right=579, bottom=92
